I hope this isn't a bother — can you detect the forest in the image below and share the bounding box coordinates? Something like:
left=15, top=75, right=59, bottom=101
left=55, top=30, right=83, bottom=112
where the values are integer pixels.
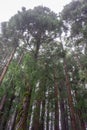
left=0, top=0, right=87, bottom=130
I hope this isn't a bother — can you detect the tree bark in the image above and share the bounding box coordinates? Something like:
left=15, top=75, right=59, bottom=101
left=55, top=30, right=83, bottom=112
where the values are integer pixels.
left=40, top=100, right=45, bottom=130
left=0, top=93, right=7, bottom=113
left=0, top=94, right=15, bottom=130
left=15, top=88, right=32, bottom=130
left=32, top=100, right=41, bottom=130
left=54, top=67, right=59, bottom=130
left=75, top=90, right=86, bottom=130
left=59, top=85, right=67, bottom=130
left=60, top=41, right=78, bottom=130
left=10, top=109, right=18, bottom=130
left=46, top=101, right=49, bottom=130
left=0, top=48, right=16, bottom=86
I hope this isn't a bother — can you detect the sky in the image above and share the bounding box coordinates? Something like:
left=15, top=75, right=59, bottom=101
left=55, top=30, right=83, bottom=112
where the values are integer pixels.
left=0, top=0, right=72, bottom=23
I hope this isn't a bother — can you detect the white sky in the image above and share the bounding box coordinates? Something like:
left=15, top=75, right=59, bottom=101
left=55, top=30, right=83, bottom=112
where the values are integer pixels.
left=0, top=0, right=72, bottom=23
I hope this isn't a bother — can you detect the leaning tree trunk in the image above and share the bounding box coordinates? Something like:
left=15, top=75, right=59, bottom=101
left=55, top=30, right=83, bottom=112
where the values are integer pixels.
left=0, top=93, right=7, bottom=114
left=0, top=94, right=15, bottom=130
left=0, top=52, right=23, bottom=125
left=0, top=48, right=16, bottom=86
left=8, top=109, right=18, bottom=130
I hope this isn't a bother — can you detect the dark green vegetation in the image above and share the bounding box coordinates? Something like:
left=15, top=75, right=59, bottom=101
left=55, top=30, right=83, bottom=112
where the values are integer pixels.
left=0, top=1, right=87, bottom=130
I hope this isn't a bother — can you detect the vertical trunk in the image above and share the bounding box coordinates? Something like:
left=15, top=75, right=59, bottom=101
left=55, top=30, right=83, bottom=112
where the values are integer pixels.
left=46, top=101, right=49, bottom=130
left=40, top=100, right=45, bottom=130
left=63, top=58, right=78, bottom=130
left=34, top=41, right=40, bottom=60
left=32, top=100, right=41, bottom=130
left=59, top=82, right=69, bottom=130
left=50, top=103, right=54, bottom=130
left=60, top=89, right=67, bottom=130
left=60, top=41, right=78, bottom=130
left=78, top=111, right=86, bottom=130
left=15, top=88, right=32, bottom=130
left=0, top=48, right=16, bottom=86
left=65, top=100, right=69, bottom=130
left=54, top=67, right=59, bottom=130
left=75, top=90, right=86, bottom=130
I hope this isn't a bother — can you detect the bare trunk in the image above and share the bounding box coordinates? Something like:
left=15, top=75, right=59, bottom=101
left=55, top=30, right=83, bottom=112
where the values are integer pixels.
left=60, top=94, right=67, bottom=130
left=0, top=95, right=15, bottom=130
left=40, top=100, right=45, bottom=130
left=60, top=41, right=78, bottom=130
left=63, top=59, right=78, bottom=130
left=10, top=109, right=18, bottom=130
left=54, top=67, right=59, bottom=130
left=0, top=93, right=7, bottom=112
left=75, top=90, right=86, bottom=130
left=32, top=100, right=41, bottom=130
left=59, top=83, right=68, bottom=130
left=46, top=101, right=49, bottom=130
left=0, top=48, right=16, bottom=86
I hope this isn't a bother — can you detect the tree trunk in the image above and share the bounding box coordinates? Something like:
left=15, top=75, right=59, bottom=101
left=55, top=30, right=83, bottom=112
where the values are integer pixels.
left=40, top=100, right=45, bottom=130
left=60, top=41, right=78, bottom=130
left=63, top=58, right=78, bottom=130
left=32, top=100, right=41, bottom=130
left=10, top=109, right=18, bottom=130
left=75, top=90, right=86, bottom=130
left=0, top=48, right=16, bottom=86
left=15, top=88, right=32, bottom=130
left=0, top=94, right=15, bottom=130
left=65, top=100, right=69, bottom=130
left=59, top=86, right=67, bottom=130
left=46, top=101, right=49, bottom=130
left=0, top=93, right=7, bottom=113
left=54, top=67, right=59, bottom=130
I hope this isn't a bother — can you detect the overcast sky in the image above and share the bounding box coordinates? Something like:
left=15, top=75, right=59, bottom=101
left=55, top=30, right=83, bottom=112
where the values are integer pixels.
left=0, top=0, right=72, bottom=23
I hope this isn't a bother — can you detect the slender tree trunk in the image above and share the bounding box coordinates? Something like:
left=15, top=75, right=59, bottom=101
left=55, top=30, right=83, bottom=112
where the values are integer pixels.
left=59, top=87, right=67, bottom=130
left=46, top=101, right=49, bottom=130
left=54, top=67, right=59, bottom=130
left=63, top=58, right=78, bottom=130
left=32, top=100, right=41, bottom=130
left=0, top=93, right=7, bottom=128
left=59, top=82, right=69, bottom=130
left=40, top=100, right=45, bottom=130
left=0, top=52, right=23, bottom=124
left=75, top=90, right=86, bottom=130
left=0, top=94, right=15, bottom=130
left=65, top=100, right=69, bottom=130
left=0, top=48, right=16, bottom=86
left=34, top=40, right=40, bottom=60
left=0, top=93, right=7, bottom=113
left=60, top=41, right=78, bottom=130
left=10, top=109, right=18, bottom=130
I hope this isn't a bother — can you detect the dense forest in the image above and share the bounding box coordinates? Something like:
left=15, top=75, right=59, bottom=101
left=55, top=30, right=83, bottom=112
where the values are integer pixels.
left=0, top=0, right=87, bottom=130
